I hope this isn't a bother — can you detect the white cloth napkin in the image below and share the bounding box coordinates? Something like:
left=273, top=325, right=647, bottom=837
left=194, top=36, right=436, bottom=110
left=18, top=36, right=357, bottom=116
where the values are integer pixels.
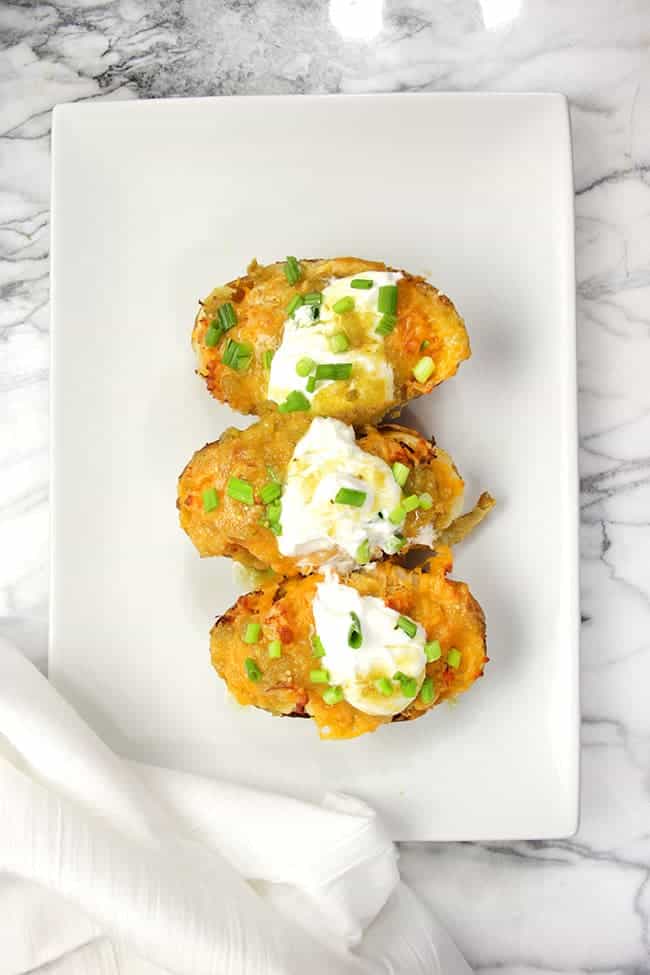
left=0, top=635, right=471, bottom=975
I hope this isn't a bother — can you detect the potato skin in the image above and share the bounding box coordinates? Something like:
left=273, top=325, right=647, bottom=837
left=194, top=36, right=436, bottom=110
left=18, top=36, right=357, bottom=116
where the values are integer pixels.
left=193, top=257, right=470, bottom=425
left=177, top=413, right=464, bottom=575
left=210, top=548, right=487, bottom=740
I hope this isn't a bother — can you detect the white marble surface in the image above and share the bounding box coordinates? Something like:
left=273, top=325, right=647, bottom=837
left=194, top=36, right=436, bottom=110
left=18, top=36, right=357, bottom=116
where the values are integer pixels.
left=0, top=0, right=649, bottom=970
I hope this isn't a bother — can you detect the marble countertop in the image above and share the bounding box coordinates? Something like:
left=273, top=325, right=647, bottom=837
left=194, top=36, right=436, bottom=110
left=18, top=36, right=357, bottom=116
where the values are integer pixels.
left=1, top=0, right=649, bottom=970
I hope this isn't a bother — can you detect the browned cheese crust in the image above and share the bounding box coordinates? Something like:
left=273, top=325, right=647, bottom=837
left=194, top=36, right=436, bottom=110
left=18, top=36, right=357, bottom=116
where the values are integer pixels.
left=178, top=412, right=466, bottom=574
left=210, top=548, right=488, bottom=740
left=192, top=257, right=470, bottom=425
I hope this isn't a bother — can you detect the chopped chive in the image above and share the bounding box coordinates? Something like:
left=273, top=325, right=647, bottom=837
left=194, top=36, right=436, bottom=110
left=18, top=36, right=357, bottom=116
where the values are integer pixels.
left=202, top=487, right=219, bottom=513
left=413, top=356, right=435, bottom=383
left=419, top=492, right=433, bottom=510
left=393, top=671, right=418, bottom=697
left=243, top=622, right=261, bottom=644
left=268, top=640, right=282, bottom=659
left=284, top=256, right=301, bottom=285
left=262, top=349, right=275, bottom=369
left=266, top=500, right=282, bottom=523
left=375, top=313, right=397, bottom=337
left=374, top=677, right=394, bottom=696
left=306, top=375, right=316, bottom=393
left=447, top=648, right=461, bottom=669
left=278, top=390, right=311, bottom=412
left=420, top=339, right=430, bottom=351
left=310, top=668, right=330, bottom=684
left=314, top=362, right=352, bottom=381
left=420, top=676, right=434, bottom=704
left=227, top=476, right=255, bottom=505
left=205, top=325, right=221, bottom=347
left=388, top=504, right=406, bottom=525
left=348, top=611, right=362, bottom=649
left=312, top=634, right=326, bottom=658
left=245, top=657, right=261, bottom=681
left=350, top=278, right=373, bottom=289
left=356, top=539, right=370, bottom=564
left=334, top=487, right=367, bottom=507
left=402, top=494, right=420, bottom=513
left=222, top=338, right=252, bottom=372
left=395, top=615, right=417, bottom=638
left=377, top=284, right=398, bottom=315
left=286, top=294, right=304, bottom=317
left=323, top=685, right=344, bottom=705
left=296, top=357, right=316, bottom=377
left=218, top=302, right=237, bottom=332
left=328, top=332, right=350, bottom=354
left=269, top=522, right=282, bottom=536
left=392, top=461, right=410, bottom=487
left=332, top=296, right=355, bottom=315
left=385, top=533, right=406, bottom=554
left=425, top=640, right=442, bottom=662
left=302, top=291, right=323, bottom=305
left=260, top=482, right=282, bottom=504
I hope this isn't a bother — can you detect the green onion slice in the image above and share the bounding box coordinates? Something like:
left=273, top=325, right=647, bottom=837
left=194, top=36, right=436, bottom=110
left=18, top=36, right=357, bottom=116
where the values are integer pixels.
left=348, top=612, right=362, bottom=649
left=243, top=622, right=261, bottom=644
left=266, top=499, right=282, bottom=523
left=377, top=285, right=398, bottom=315
left=328, top=332, right=350, bottom=354
left=218, top=302, right=237, bottom=332
left=388, top=504, right=406, bottom=525
left=447, top=648, right=461, bottom=669
left=245, top=657, right=261, bottom=681
left=395, top=615, right=417, bottom=638
left=262, top=349, right=275, bottom=369
left=393, top=671, right=418, bottom=697
left=323, top=685, right=344, bottom=705
left=334, top=487, right=367, bottom=507
left=413, top=356, right=435, bottom=383
left=312, top=635, right=326, bottom=658
left=310, top=668, right=330, bottom=684
left=302, top=291, right=323, bottom=305
left=296, top=357, right=315, bottom=377
left=419, top=492, right=433, bottom=510
left=392, top=461, right=410, bottom=486
left=269, top=522, right=282, bottom=536
left=205, top=325, right=221, bottom=347
left=332, top=296, right=355, bottom=315
left=260, top=482, right=282, bottom=504
left=314, top=363, right=352, bottom=381
left=222, top=338, right=252, bottom=372
left=286, top=294, right=304, bottom=317
left=402, top=494, right=420, bottom=513
left=227, top=476, right=255, bottom=505
left=374, top=677, right=394, bottom=696
left=356, top=539, right=370, bottom=564
left=284, top=256, right=301, bottom=285
left=375, top=313, right=397, bottom=337
left=268, top=640, right=282, bottom=659
left=278, top=390, right=311, bottom=412
left=202, top=487, right=219, bottom=513
left=420, top=676, right=434, bottom=704
left=425, top=640, right=442, bottom=662
left=306, top=375, right=316, bottom=393
left=350, top=278, right=373, bottom=289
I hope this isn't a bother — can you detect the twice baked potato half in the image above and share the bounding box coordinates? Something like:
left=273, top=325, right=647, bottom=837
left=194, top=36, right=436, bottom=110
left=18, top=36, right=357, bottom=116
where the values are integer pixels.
left=178, top=412, right=492, bottom=576
left=192, top=257, right=470, bottom=426
left=211, top=547, right=488, bottom=740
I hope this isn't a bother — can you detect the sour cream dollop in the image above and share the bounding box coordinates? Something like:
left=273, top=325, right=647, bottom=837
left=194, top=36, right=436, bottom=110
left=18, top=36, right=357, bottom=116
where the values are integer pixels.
left=278, top=417, right=403, bottom=569
left=313, top=571, right=426, bottom=716
left=267, top=271, right=401, bottom=406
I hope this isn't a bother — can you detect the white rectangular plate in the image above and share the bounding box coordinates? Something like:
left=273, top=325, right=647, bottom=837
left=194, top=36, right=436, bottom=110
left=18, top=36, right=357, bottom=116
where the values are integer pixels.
left=51, top=93, right=578, bottom=840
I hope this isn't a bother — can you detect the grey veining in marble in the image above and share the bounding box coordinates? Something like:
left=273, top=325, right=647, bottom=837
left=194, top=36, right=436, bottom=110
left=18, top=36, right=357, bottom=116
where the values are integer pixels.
left=1, top=0, right=649, bottom=971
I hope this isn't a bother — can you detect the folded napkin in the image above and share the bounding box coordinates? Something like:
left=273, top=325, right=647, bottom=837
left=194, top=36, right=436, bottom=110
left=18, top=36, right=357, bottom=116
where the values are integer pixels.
left=0, top=634, right=471, bottom=975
